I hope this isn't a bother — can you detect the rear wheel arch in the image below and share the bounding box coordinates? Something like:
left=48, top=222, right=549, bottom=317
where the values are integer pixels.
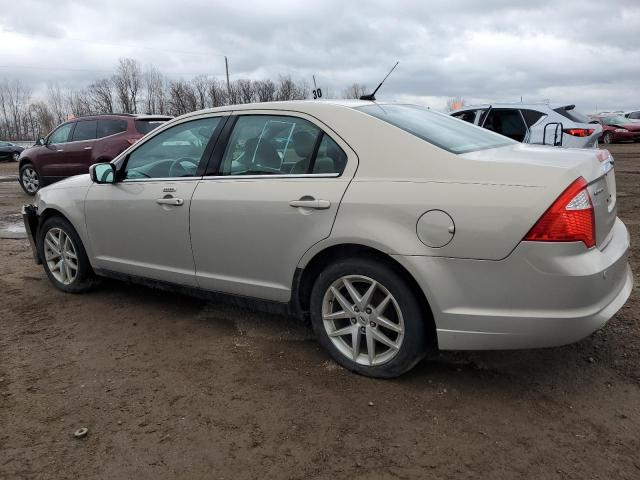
left=294, top=243, right=437, bottom=348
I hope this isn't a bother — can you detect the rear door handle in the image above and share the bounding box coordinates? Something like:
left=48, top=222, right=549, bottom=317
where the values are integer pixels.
left=156, top=197, right=184, bottom=206
left=289, top=199, right=331, bottom=209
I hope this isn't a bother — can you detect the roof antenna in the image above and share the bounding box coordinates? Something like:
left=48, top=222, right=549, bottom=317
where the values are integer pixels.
left=360, top=61, right=399, bottom=101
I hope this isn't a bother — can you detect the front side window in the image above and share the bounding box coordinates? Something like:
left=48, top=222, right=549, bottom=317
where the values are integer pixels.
left=124, top=117, right=221, bottom=179
left=358, top=104, right=514, bottom=154
left=221, top=115, right=323, bottom=175
left=48, top=123, right=74, bottom=144
left=72, top=120, right=97, bottom=142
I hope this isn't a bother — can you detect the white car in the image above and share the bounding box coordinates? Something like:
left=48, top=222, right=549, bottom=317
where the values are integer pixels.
left=22, top=100, right=632, bottom=378
left=451, top=103, right=602, bottom=148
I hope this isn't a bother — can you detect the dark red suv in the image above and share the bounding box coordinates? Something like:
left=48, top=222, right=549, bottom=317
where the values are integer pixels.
left=18, top=114, right=171, bottom=195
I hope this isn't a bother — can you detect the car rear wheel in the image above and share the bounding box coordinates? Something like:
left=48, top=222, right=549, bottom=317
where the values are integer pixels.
left=603, top=132, right=613, bottom=144
left=37, top=216, right=97, bottom=293
left=19, top=164, right=40, bottom=195
left=310, top=258, right=428, bottom=378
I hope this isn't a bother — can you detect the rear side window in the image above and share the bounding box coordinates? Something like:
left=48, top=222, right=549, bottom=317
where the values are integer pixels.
left=221, top=115, right=323, bottom=175
left=72, top=120, right=97, bottom=141
left=97, top=119, right=127, bottom=138
left=553, top=106, right=591, bottom=124
left=521, top=109, right=545, bottom=127
left=358, top=104, right=514, bottom=154
left=135, top=120, right=167, bottom=135
left=312, top=134, right=347, bottom=174
left=452, top=110, right=477, bottom=124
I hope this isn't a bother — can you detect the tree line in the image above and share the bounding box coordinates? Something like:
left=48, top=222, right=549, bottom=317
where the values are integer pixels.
left=0, top=57, right=369, bottom=141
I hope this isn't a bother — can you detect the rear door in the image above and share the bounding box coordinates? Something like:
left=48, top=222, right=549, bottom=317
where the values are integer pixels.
left=190, top=111, right=357, bottom=302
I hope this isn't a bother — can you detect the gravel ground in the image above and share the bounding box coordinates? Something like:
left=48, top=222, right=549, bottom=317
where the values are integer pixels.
left=1, top=144, right=639, bottom=479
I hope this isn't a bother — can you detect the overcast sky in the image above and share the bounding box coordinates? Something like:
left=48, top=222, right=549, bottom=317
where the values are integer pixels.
left=1, top=0, right=638, bottom=112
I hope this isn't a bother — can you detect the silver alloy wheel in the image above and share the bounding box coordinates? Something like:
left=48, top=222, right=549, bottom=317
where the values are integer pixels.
left=22, top=167, right=39, bottom=193
left=12, top=152, right=19, bottom=161
left=603, top=132, right=612, bottom=144
left=322, top=275, right=405, bottom=366
left=44, top=227, right=78, bottom=285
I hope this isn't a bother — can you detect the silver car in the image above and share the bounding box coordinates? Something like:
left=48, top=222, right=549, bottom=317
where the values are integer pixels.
left=22, top=101, right=633, bottom=378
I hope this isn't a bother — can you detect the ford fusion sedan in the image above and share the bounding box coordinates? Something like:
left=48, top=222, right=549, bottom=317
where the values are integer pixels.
left=18, top=113, right=171, bottom=195
left=22, top=100, right=632, bottom=378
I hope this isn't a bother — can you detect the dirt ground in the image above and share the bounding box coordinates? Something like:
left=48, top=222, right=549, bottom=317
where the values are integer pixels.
left=1, top=144, right=639, bottom=480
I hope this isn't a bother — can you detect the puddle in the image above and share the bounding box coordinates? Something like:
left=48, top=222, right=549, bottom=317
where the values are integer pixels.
left=0, top=213, right=26, bottom=239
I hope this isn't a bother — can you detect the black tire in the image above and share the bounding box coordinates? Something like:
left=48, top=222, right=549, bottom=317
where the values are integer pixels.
left=19, top=163, right=40, bottom=196
left=603, top=132, right=613, bottom=145
left=310, top=257, right=429, bottom=378
left=37, top=216, right=97, bottom=293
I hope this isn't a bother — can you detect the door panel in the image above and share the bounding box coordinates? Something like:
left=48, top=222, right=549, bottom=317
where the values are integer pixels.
left=85, top=180, right=199, bottom=285
left=40, top=122, right=75, bottom=177
left=190, top=177, right=352, bottom=301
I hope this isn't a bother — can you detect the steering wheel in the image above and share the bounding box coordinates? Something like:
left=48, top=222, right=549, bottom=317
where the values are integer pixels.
left=168, top=157, right=199, bottom=177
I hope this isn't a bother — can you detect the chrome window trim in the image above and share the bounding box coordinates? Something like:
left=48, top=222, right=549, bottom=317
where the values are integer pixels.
left=120, top=173, right=341, bottom=183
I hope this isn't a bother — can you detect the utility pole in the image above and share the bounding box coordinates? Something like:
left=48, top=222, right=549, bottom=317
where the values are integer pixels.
left=225, top=56, right=231, bottom=99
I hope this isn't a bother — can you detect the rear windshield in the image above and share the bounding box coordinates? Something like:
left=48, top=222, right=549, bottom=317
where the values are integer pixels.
left=553, top=106, right=591, bottom=124
left=357, top=104, right=514, bottom=154
left=135, top=119, right=168, bottom=135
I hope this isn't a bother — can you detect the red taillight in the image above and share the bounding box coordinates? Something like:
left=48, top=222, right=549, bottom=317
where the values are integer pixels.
left=563, top=128, right=594, bottom=137
left=524, top=177, right=595, bottom=248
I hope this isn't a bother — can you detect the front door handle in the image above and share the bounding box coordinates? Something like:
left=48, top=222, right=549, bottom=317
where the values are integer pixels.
left=289, top=198, right=331, bottom=209
left=83, top=146, right=92, bottom=150
left=156, top=197, right=184, bottom=206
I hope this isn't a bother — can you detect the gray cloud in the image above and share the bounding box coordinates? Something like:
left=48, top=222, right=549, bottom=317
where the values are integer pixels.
left=1, top=0, right=638, bottom=112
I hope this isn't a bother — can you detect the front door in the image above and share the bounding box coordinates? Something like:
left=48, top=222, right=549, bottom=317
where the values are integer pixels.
left=39, top=122, right=75, bottom=177
left=84, top=115, right=227, bottom=286
left=190, top=113, right=356, bottom=302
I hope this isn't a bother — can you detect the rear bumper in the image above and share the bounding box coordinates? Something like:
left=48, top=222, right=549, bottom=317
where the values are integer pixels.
left=394, top=217, right=632, bottom=350
left=22, top=204, right=41, bottom=264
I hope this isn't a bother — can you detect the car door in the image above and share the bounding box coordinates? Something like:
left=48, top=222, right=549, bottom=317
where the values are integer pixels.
left=63, top=119, right=98, bottom=176
left=39, top=122, right=75, bottom=177
left=0, top=141, right=9, bottom=159
left=84, top=114, right=228, bottom=286
left=190, top=112, right=357, bottom=302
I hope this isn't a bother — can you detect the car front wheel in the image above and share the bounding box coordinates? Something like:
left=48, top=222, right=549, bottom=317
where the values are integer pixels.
left=12, top=152, right=20, bottom=161
left=310, top=258, right=428, bottom=378
left=19, top=164, right=40, bottom=195
left=603, top=132, right=613, bottom=144
left=37, top=216, right=96, bottom=293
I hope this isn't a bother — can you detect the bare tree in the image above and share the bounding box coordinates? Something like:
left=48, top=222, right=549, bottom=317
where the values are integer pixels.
left=254, top=79, right=276, bottom=103
left=206, top=78, right=227, bottom=107
left=191, top=75, right=209, bottom=110
left=275, top=75, right=308, bottom=101
left=143, top=65, right=167, bottom=114
left=168, top=80, right=198, bottom=116
left=29, top=101, right=56, bottom=138
left=342, top=83, right=368, bottom=99
left=88, top=78, right=114, bottom=113
left=446, top=97, right=465, bottom=112
left=113, top=58, right=142, bottom=113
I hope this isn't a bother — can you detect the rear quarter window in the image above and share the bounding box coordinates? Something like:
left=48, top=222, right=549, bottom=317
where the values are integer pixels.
left=521, top=109, right=546, bottom=127
left=97, top=119, right=128, bottom=138
left=136, top=120, right=168, bottom=135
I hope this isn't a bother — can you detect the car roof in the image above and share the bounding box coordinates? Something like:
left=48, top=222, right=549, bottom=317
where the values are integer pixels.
left=185, top=99, right=380, bottom=116
left=71, top=113, right=173, bottom=121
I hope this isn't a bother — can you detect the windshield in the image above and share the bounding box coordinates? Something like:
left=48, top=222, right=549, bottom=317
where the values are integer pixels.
left=356, top=104, right=514, bottom=154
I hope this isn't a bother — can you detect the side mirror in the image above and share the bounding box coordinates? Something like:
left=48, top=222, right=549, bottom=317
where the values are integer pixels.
left=89, top=163, right=116, bottom=184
